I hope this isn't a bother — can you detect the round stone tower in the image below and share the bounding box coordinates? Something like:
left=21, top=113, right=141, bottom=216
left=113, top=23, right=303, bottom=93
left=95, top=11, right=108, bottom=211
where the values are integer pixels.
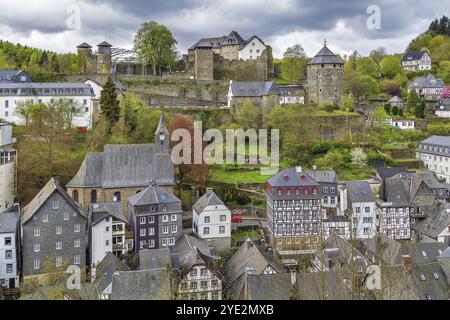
left=307, top=41, right=344, bottom=107
left=96, top=41, right=112, bottom=74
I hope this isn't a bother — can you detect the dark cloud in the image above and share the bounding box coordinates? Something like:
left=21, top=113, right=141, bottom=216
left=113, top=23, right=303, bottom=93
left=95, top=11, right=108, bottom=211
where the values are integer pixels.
left=0, top=0, right=448, bottom=55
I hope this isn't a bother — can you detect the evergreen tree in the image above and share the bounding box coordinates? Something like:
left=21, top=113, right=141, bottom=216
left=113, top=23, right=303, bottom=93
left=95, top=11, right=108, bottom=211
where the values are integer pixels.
left=406, top=89, right=421, bottom=114
left=398, top=108, right=404, bottom=117
left=100, top=76, right=120, bottom=129
left=392, top=106, right=399, bottom=116
left=415, top=99, right=426, bottom=118
left=384, top=103, right=391, bottom=115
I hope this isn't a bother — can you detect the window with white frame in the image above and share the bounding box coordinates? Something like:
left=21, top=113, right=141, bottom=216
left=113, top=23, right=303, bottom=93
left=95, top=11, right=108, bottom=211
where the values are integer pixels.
left=149, top=239, right=155, bottom=248
left=162, top=238, right=168, bottom=247
left=74, top=224, right=81, bottom=233
left=34, top=243, right=41, bottom=253
left=33, top=259, right=41, bottom=270
left=169, top=237, right=175, bottom=246
left=42, top=215, right=49, bottom=223
left=148, top=216, right=155, bottom=224
left=52, top=199, right=60, bottom=210
left=56, top=256, right=63, bottom=267
left=56, top=241, right=63, bottom=250
left=148, top=228, right=155, bottom=236
left=34, top=227, right=40, bottom=237
left=140, top=217, right=146, bottom=225
left=171, top=225, right=177, bottom=234
left=162, top=215, right=169, bottom=223
left=171, top=214, right=177, bottom=222
left=163, top=226, right=169, bottom=234
left=74, top=254, right=81, bottom=265
left=140, top=228, right=146, bottom=237
left=56, top=226, right=62, bottom=235
left=74, top=239, right=81, bottom=248
left=64, top=212, right=69, bottom=221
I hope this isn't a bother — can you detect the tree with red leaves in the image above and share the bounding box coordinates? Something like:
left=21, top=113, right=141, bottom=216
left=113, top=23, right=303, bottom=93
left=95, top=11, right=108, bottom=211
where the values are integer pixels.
left=167, top=115, right=209, bottom=188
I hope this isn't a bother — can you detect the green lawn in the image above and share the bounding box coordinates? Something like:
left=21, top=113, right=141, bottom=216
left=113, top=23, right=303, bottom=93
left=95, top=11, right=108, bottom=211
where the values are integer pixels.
left=211, top=168, right=270, bottom=184
left=232, top=229, right=261, bottom=240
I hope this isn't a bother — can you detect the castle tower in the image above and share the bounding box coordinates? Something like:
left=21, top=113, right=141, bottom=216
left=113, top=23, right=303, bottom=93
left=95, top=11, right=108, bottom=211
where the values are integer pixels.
left=307, top=41, right=344, bottom=107
left=77, top=42, right=93, bottom=74
left=155, top=112, right=169, bottom=153
left=96, top=41, right=112, bottom=74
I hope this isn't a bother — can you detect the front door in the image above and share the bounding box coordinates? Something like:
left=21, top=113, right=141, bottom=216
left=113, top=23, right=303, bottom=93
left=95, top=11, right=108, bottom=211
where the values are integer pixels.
left=9, top=278, right=15, bottom=289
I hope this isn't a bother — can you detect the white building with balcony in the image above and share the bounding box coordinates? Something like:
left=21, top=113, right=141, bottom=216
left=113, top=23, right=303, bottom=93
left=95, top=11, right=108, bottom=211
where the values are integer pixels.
left=0, top=123, right=16, bottom=212
left=89, top=202, right=128, bottom=266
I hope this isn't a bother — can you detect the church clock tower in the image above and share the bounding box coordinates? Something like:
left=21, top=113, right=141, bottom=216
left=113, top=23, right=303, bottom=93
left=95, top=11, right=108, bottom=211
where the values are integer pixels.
left=155, top=112, right=169, bottom=152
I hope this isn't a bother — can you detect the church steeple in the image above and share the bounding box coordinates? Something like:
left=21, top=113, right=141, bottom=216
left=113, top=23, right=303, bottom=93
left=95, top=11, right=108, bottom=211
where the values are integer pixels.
left=155, top=112, right=169, bottom=152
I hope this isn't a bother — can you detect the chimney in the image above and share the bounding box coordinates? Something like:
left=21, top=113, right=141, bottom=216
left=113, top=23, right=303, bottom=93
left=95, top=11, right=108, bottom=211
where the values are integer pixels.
left=291, top=270, right=297, bottom=286
left=53, top=176, right=61, bottom=186
left=114, top=268, right=120, bottom=276
left=246, top=239, right=254, bottom=249
left=267, top=248, right=273, bottom=260
left=402, top=255, right=413, bottom=274
left=260, top=238, right=266, bottom=248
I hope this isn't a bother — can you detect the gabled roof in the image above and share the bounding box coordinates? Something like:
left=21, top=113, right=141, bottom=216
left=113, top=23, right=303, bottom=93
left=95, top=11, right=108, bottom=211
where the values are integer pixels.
left=222, top=31, right=245, bottom=46
left=111, top=269, right=172, bottom=300
left=155, top=112, right=169, bottom=135
left=308, top=44, right=343, bottom=65
left=127, top=184, right=181, bottom=207
left=408, top=74, right=445, bottom=89
left=89, top=202, right=127, bottom=227
left=193, top=189, right=226, bottom=215
left=384, top=174, right=435, bottom=207
left=229, top=81, right=279, bottom=97
left=0, top=70, right=30, bottom=83
left=95, top=252, right=130, bottom=293
left=139, top=248, right=172, bottom=271
left=67, top=140, right=176, bottom=189
left=172, top=235, right=221, bottom=276
left=402, top=51, right=427, bottom=62
left=224, top=239, right=283, bottom=299
left=346, top=180, right=378, bottom=203
left=22, top=178, right=85, bottom=224
left=420, top=203, right=450, bottom=239
left=0, top=206, right=20, bottom=234
left=376, top=167, right=412, bottom=181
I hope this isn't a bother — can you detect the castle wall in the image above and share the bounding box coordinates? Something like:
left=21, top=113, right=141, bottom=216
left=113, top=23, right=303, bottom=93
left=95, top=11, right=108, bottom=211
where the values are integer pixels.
left=307, top=64, right=344, bottom=107
left=194, top=49, right=214, bottom=80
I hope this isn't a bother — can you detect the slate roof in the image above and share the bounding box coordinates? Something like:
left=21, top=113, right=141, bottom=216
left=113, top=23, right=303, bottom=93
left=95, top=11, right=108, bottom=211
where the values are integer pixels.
left=111, top=269, right=172, bottom=300
left=362, top=233, right=402, bottom=265
left=408, top=74, right=445, bottom=90
left=89, top=202, right=127, bottom=227
left=189, top=31, right=246, bottom=50
left=0, top=82, right=94, bottom=96
left=77, top=42, right=92, bottom=48
left=402, top=51, right=427, bottom=62
left=229, top=81, right=279, bottom=97
left=224, top=239, right=283, bottom=299
left=22, top=178, right=85, bottom=225
left=384, top=174, right=435, bottom=207
left=245, top=271, right=350, bottom=300
left=0, top=70, right=30, bottom=83
left=193, top=189, right=226, bottom=215
left=127, top=184, right=181, bottom=207
left=388, top=96, right=404, bottom=103
left=308, top=45, right=343, bottom=65
left=97, top=41, right=112, bottom=47
left=395, top=242, right=447, bottom=265
left=0, top=206, right=20, bottom=234
left=420, top=203, right=450, bottom=239
left=172, top=235, right=221, bottom=277
left=67, top=142, right=175, bottom=189
left=139, top=248, right=172, bottom=271
left=95, top=252, right=130, bottom=293
left=346, top=181, right=378, bottom=203
left=267, top=168, right=336, bottom=187
left=375, top=167, right=411, bottom=181
left=420, top=135, right=450, bottom=148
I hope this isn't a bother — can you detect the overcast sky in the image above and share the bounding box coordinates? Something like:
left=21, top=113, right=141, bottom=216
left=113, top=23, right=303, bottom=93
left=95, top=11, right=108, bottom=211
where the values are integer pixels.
left=0, top=0, right=448, bottom=58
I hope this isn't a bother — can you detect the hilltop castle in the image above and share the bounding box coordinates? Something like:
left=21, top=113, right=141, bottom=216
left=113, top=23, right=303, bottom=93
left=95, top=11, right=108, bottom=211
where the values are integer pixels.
left=77, top=41, right=112, bottom=74
left=186, top=31, right=274, bottom=81
left=306, top=41, right=344, bottom=107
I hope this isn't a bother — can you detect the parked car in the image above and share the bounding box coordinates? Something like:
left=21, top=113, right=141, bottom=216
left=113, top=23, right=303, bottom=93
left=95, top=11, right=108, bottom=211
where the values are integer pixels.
left=231, top=215, right=242, bottom=223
